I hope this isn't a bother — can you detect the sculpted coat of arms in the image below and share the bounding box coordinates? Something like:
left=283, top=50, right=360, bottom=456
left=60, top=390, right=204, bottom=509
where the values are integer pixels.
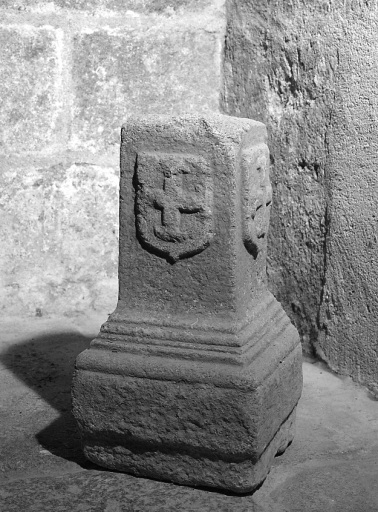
left=135, top=152, right=214, bottom=262
left=241, top=144, right=272, bottom=258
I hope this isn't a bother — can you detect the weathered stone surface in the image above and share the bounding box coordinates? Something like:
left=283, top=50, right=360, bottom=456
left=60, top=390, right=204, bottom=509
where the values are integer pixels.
left=0, top=25, right=64, bottom=153
left=0, top=2, right=226, bottom=319
left=0, top=160, right=118, bottom=317
left=0, top=471, right=269, bottom=512
left=0, top=0, right=215, bottom=12
left=316, top=13, right=378, bottom=395
left=223, top=0, right=378, bottom=396
left=72, top=114, right=302, bottom=492
left=104, top=0, right=214, bottom=13
left=71, top=19, right=224, bottom=149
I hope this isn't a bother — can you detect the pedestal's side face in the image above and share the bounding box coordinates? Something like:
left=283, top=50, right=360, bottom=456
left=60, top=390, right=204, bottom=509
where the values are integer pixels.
left=241, top=143, right=272, bottom=259
left=115, top=115, right=268, bottom=324
left=236, top=133, right=273, bottom=318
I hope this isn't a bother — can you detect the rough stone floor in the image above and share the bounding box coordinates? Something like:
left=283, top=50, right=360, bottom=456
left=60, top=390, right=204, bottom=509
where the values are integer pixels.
left=1, top=315, right=377, bottom=512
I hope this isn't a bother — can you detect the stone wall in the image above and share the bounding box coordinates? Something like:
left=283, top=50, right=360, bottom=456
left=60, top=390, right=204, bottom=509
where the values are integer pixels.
left=223, top=0, right=378, bottom=393
left=318, top=5, right=378, bottom=395
left=0, top=0, right=225, bottom=317
left=2, top=0, right=377, bottom=394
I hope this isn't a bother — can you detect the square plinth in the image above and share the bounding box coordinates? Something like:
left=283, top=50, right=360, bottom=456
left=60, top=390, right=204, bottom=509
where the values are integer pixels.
left=72, top=296, right=302, bottom=493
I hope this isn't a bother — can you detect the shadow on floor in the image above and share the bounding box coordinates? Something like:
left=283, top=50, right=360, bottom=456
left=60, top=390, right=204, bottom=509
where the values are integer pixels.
left=1, top=330, right=97, bottom=467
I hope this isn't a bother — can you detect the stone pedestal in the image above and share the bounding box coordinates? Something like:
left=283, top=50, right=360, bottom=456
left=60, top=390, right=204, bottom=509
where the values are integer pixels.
left=72, top=114, right=303, bottom=493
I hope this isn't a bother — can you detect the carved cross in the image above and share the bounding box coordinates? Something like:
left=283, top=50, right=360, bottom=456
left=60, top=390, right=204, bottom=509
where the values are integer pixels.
left=135, top=151, right=213, bottom=262
left=151, top=168, right=204, bottom=243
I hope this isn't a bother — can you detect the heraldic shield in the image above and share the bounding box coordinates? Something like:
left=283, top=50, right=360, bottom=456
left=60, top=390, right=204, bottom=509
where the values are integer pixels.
left=135, top=151, right=214, bottom=262
left=241, top=143, right=272, bottom=258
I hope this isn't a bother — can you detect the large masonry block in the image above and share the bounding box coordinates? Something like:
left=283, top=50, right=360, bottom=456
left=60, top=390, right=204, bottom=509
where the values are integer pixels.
left=1, top=0, right=215, bottom=13
left=103, top=0, right=215, bottom=13
left=317, top=24, right=378, bottom=393
left=0, top=25, right=63, bottom=152
left=72, top=114, right=303, bottom=492
left=0, top=161, right=118, bottom=316
left=71, top=18, right=224, bottom=149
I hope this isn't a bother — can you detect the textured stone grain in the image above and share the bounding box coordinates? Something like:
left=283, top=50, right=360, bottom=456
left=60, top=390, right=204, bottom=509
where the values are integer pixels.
left=73, top=341, right=301, bottom=459
left=0, top=160, right=118, bottom=317
left=0, top=2, right=225, bottom=318
left=71, top=21, right=224, bottom=149
left=316, top=12, right=378, bottom=395
left=73, top=336, right=301, bottom=493
left=223, top=0, right=378, bottom=394
left=0, top=0, right=218, bottom=12
left=0, top=24, right=64, bottom=153
left=0, top=470, right=268, bottom=512
left=78, top=408, right=297, bottom=494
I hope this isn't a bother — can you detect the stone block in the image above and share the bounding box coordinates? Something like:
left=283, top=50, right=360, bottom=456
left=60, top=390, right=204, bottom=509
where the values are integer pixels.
left=103, top=0, right=215, bottom=13
left=0, top=160, right=118, bottom=316
left=72, top=114, right=302, bottom=492
left=0, top=25, right=63, bottom=153
left=316, top=18, right=378, bottom=395
left=0, top=0, right=214, bottom=12
left=71, top=23, right=223, bottom=149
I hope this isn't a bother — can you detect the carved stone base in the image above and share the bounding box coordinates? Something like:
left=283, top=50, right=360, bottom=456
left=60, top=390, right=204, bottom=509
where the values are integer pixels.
left=82, top=406, right=296, bottom=494
left=72, top=305, right=302, bottom=493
